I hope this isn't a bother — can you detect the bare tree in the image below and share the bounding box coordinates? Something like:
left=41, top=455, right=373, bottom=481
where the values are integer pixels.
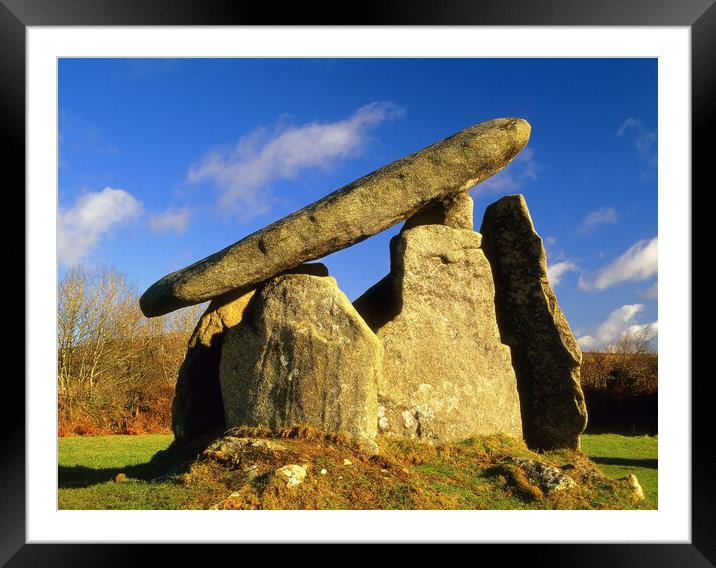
left=166, top=302, right=205, bottom=335
left=58, top=265, right=139, bottom=392
left=57, top=265, right=199, bottom=434
left=607, top=327, right=656, bottom=356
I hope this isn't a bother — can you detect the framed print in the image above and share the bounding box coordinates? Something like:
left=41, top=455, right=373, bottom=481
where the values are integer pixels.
left=5, top=0, right=708, bottom=564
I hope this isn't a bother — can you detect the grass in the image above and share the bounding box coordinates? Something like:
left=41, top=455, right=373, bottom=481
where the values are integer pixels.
left=59, top=434, right=173, bottom=475
left=58, top=434, right=226, bottom=510
left=581, top=433, right=658, bottom=507
left=58, top=430, right=657, bottom=510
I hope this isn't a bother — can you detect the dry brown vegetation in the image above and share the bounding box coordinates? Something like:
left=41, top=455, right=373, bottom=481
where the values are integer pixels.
left=581, top=330, right=658, bottom=394
left=580, top=330, right=658, bottom=434
left=57, top=265, right=202, bottom=436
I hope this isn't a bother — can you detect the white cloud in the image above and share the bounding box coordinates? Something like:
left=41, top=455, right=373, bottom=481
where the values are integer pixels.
left=625, top=321, right=659, bottom=341
left=58, top=187, right=143, bottom=265
left=546, top=260, right=579, bottom=287
left=576, top=335, right=596, bottom=350
left=578, top=207, right=618, bottom=234
left=577, top=303, right=658, bottom=351
left=187, top=102, right=405, bottom=217
left=579, top=237, right=657, bottom=291
left=473, top=146, right=537, bottom=195
left=150, top=207, right=190, bottom=235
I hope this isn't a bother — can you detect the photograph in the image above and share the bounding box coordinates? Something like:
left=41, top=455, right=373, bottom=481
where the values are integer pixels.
left=56, top=57, right=658, bottom=512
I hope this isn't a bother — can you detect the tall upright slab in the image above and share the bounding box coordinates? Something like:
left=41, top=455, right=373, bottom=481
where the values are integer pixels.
left=354, top=224, right=523, bottom=442
left=480, top=195, right=588, bottom=451
left=172, top=263, right=328, bottom=443
left=171, top=289, right=253, bottom=442
left=219, top=274, right=382, bottom=451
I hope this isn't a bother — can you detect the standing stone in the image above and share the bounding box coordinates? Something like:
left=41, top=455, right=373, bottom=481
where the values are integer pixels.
left=172, top=264, right=328, bottom=443
left=219, top=273, right=382, bottom=450
left=172, top=290, right=252, bottom=443
left=353, top=192, right=474, bottom=331
left=480, top=195, right=588, bottom=451
left=354, top=224, right=523, bottom=442
left=402, top=191, right=474, bottom=232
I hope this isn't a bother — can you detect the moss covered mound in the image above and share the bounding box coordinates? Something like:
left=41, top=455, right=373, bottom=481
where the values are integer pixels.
left=168, top=426, right=649, bottom=510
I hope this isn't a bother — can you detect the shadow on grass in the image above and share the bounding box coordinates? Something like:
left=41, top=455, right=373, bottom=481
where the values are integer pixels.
left=58, top=429, right=223, bottom=489
left=59, top=463, right=158, bottom=488
left=590, top=457, right=658, bottom=469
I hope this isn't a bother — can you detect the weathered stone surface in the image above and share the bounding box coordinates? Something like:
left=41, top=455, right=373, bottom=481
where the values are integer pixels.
left=141, top=118, right=531, bottom=317
left=219, top=273, right=382, bottom=450
left=510, top=458, right=577, bottom=493
left=172, top=263, right=328, bottom=443
left=354, top=193, right=474, bottom=330
left=274, top=464, right=307, bottom=487
left=201, top=436, right=287, bottom=469
left=402, top=191, right=474, bottom=231
left=354, top=224, right=523, bottom=442
left=480, top=195, right=588, bottom=451
left=171, top=290, right=252, bottom=443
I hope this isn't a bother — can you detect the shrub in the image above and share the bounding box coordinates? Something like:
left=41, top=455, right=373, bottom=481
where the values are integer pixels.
left=580, top=331, right=658, bottom=435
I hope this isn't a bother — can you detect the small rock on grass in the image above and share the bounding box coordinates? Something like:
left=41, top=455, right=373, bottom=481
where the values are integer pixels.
left=343, top=459, right=353, bottom=466
left=275, top=464, right=307, bottom=487
left=510, top=458, right=576, bottom=492
left=623, top=474, right=645, bottom=500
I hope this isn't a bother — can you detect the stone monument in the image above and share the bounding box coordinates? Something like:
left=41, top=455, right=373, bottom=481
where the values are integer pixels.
left=139, top=117, right=587, bottom=451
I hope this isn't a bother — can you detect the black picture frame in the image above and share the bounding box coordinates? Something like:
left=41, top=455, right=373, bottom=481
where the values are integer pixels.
left=4, top=1, right=706, bottom=564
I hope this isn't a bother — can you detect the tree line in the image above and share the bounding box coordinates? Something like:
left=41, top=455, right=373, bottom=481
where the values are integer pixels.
left=580, top=330, right=658, bottom=434
left=57, top=265, right=202, bottom=435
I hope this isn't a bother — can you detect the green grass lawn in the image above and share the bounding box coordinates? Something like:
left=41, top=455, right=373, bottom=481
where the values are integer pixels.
left=58, top=434, right=226, bottom=510
left=59, top=434, right=173, bottom=478
left=58, top=432, right=657, bottom=510
left=581, top=433, right=658, bottom=507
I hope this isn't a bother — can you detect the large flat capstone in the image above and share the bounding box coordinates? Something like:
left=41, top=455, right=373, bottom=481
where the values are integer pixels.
left=480, top=195, right=588, bottom=451
left=140, top=118, right=531, bottom=317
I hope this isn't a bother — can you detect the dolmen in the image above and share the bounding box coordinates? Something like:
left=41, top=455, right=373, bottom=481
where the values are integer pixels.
left=140, top=118, right=588, bottom=452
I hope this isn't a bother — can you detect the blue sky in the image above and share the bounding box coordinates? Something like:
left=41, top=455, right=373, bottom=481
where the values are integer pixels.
left=58, top=58, right=658, bottom=350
